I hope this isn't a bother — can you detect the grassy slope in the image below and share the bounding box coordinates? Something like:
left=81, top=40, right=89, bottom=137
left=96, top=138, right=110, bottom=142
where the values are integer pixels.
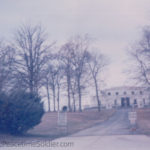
left=28, top=109, right=115, bottom=137
left=137, top=108, right=150, bottom=134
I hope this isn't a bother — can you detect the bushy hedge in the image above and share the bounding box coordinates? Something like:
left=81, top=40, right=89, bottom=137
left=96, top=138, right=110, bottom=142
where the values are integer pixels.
left=0, top=91, right=44, bottom=135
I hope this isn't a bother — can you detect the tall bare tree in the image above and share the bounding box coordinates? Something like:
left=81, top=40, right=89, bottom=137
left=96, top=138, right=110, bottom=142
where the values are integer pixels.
left=13, top=24, right=51, bottom=95
left=55, top=64, right=64, bottom=112
left=46, top=65, right=57, bottom=112
left=88, top=53, right=108, bottom=111
left=70, top=75, right=78, bottom=112
left=44, top=53, right=64, bottom=112
left=129, top=26, right=150, bottom=87
left=59, top=43, right=74, bottom=112
left=70, top=35, right=91, bottom=112
left=44, top=72, right=51, bottom=112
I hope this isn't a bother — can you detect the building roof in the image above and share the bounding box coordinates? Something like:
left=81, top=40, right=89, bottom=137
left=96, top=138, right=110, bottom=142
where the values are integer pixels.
left=101, top=86, right=146, bottom=92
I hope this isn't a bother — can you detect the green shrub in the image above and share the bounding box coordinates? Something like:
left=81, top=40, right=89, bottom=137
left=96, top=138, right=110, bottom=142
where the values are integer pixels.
left=0, top=91, right=44, bottom=135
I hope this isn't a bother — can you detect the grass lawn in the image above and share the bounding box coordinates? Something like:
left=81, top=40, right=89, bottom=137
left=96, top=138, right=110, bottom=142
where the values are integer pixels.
left=0, top=109, right=115, bottom=146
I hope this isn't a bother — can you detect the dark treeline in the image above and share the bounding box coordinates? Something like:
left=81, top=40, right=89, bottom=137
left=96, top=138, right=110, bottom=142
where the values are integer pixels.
left=0, top=24, right=108, bottom=112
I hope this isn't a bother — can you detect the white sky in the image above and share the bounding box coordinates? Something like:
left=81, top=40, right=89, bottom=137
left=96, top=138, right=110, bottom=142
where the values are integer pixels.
left=1, top=0, right=150, bottom=88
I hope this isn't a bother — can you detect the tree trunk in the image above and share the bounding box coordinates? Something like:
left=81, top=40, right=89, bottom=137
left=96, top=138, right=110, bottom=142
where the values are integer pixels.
left=67, top=75, right=71, bottom=112
left=29, top=46, right=34, bottom=94
left=53, top=86, right=56, bottom=112
left=94, top=77, right=101, bottom=112
left=29, top=79, right=33, bottom=94
left=70, top=81, right=76, bottom=112
left=46, top=82, right=51, bottom=112
left=71, top=90, right=76, bottom=112
left=57, top=83, right=60, bottom=112
left=77, top=78, right=82, bottom=112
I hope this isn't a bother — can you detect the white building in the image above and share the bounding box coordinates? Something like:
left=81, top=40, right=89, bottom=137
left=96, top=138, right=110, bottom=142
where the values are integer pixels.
left=100, top=87, right=150, bottom=109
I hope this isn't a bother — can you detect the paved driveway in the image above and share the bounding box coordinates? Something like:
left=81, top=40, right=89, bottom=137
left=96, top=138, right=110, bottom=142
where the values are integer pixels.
left=72, top=108, right=131, bottom=136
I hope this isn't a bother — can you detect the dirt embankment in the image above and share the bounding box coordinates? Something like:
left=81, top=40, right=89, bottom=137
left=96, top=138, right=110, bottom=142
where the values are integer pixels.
left=137, top=108, right=150, bottom=134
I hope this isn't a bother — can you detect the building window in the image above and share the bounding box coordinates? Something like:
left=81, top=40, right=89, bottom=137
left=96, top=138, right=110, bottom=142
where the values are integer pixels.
left=131, top=91, right=135, bottom=95
left=108, top=92, right=111, bottom=96
left=134, top=99, right=137, bottom=104
left=140, top=91, right=143, bottom=95
left=124, top=91, right=127, bottom=95
left=143, top=99, right=145, bottom=105
left=116, top=92, right=119, bottom=95
left=114, top=100, right=117, bottom=105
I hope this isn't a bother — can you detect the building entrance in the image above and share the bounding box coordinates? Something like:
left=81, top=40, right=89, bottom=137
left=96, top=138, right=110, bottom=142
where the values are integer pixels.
left=121, top=97, right=130, bottom=107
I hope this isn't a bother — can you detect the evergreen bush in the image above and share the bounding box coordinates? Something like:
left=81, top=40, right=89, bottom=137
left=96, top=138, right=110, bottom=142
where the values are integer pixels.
left=0, top=91, right=44, bottom=135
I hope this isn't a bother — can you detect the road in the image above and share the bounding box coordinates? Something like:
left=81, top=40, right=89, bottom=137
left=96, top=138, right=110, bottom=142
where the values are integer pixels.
left=72, top=108, right=131, bottom=136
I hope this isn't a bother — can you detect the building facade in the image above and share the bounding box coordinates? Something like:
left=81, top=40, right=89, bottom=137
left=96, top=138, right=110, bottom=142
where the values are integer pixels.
left=100, top=87, right=150, bottom=109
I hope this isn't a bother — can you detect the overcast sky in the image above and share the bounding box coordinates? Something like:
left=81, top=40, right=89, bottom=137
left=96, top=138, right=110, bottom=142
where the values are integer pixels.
left=1, top=0, right=150, bottom=88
